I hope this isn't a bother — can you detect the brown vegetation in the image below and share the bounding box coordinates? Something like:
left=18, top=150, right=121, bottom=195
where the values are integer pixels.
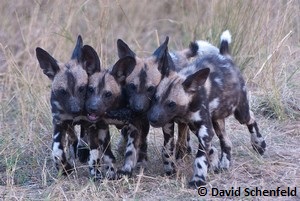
left=0, top=0, right=299, bottom=200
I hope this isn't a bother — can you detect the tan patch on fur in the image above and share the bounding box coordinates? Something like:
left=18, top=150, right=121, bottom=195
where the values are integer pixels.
left=157, top=74, right=192, bottom=107
left=126, top=56, right=161, bottom=88
left=103, top=73, right=121, bottom=95
left=89, top=72, right=102, bottom=88
left=52, top=60, right=88, bottom=91
left=89, top=71, right=121, bottom=96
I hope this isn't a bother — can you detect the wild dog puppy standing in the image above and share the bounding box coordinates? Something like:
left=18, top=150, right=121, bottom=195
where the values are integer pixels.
left=36, top=36, right=103, bottom=176
left=74, top=51, right=119, bottom=181
left=148, top=31, right=266, bottom=187
left=85, top=38, right=173, bottom=176
left=114, top=37, right=225, bottom=175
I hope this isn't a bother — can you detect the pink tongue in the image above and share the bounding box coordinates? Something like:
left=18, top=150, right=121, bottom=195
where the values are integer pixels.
left=88, top=113, right=98, bottom=121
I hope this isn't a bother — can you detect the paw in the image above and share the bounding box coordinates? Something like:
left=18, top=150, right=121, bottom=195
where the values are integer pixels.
left=58, top=162, right=73, bottom=176
left=117, top=169, right=133, bottom=179
left=136, top=159, right=147, bottom=170
left=188, top=179, right=206, bottom=188
left=90, top=169, right=103, bottom=182
left=164, top=161, right=176, bottom=176
left=104, top=166, right=116, bottom=180
left=252, top=140, right=266, bottom=155
left=219, top=153, right=231, bottom=170
left=165, top=169, right=176, bottom=176
left=214, top=164, right=229, bottom=174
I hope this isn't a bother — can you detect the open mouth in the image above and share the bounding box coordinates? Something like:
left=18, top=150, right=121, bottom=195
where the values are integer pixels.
left=87, top=113, right=99, bottom=121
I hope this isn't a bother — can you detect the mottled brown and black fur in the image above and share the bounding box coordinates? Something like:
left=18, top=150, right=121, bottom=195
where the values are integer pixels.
left=36, top=36, right=115, bottom=177
left=36, top=36, right=102, bottom=176
left=114, top=37, right=226, bottom=175
left=148, top=32, right=266, bottom=187
left=84, top=38, right=174, bottom=176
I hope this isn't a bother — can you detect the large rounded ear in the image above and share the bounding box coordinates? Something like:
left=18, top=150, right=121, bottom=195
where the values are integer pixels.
left=110, top=56, right=136, bottom=84
left=152, top=36, right=175, bottom=77
left=182, top=68, right=210, bottom=92
left=36, top=47, right=60, bottom=80
left=117, top=39, right=136, bottom=58
left=81, top=45, right=101, bottom=76
left=71, top=35, right=83, bottom=61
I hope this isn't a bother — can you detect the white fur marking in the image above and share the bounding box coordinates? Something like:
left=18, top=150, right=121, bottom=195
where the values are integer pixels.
left=122, top=135, right=137, bottom=172
left=52, top=142, right=63, bottom=161
left=214, top=77, right=223, bottom=86
left=198, top=125, right=208, bottom=138
left=53, top=132, right=60, bottom=140
left=98, top=129, right=107, bottom=142
left=198, top=125, right=208, bottom=147
left=196, top=40, right=219, bottom=56
left=209, top=98, right=220, bottom=111
left=52, top=101, right=63, bottom=110
left=220, top=30, right=232, bottom=44
left=220, top=153, right=230, bottom=169
left=89, top=149, right=99, bottom=167
left=191, top=112, right=202, bottom=122
left=169, top=52, right=177, bottom=60
left=193, top=156, right=208, bottom=179
left=248, top=110, right=256, bottom=125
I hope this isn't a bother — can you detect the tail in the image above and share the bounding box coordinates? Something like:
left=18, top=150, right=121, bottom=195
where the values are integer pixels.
left=219, top=30, right=232, bottom=55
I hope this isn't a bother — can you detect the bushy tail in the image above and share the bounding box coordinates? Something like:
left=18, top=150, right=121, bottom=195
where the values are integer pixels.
left=219, top=30, right=232, bottom=55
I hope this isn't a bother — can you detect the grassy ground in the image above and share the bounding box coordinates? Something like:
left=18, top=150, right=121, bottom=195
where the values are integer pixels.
left=0, top=0, right=299, bottom=200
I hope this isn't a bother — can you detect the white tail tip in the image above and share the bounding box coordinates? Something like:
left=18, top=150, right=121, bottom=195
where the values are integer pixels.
left=220, top=30, right=232, bottom=44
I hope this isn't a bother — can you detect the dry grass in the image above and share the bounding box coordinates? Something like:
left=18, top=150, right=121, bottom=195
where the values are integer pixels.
left=0, top=0, right=299, bottom=200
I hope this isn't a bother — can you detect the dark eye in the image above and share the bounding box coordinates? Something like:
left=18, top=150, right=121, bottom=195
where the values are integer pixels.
left=167, top=101, right=176, bottom=109
left=59, top=89, right=68, bottom=96
left=128, top=83, right=136, bottom=91
left=152, top=96, right=158, bottom=103
left=88, top=86, right=94, bottom=94
left=78, top=86, right=86, bottom=93
left=147, top=86, right=155, bottom=93
left=104, top=91, right=112, bottom=98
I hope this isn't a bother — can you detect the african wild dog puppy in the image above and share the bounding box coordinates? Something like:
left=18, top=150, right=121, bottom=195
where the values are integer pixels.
left=159, top=31, right=234, bottom=175
left=147, top=31, right=266, bottom=187
left=114, top=36, right=226, bottom=176
left=84, top=38, right=173, bottom=176
left=108, top=37, right=193, bottom=175
left=62, top=44, right=119, bottom=180
left=36, top=36, right=102, bottom=176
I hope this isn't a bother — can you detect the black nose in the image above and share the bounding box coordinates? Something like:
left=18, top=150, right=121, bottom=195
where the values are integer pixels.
left=87, top=104, right=98, bottom=114
left=71, top=108, right=81, bottom=116
left=69, top=98, right=81, bottom=115
left=133, top=105, right=144, bottom=113
left=149, top=119, right=158, bottom=125
left=148, top=115, right=158, bottom=125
